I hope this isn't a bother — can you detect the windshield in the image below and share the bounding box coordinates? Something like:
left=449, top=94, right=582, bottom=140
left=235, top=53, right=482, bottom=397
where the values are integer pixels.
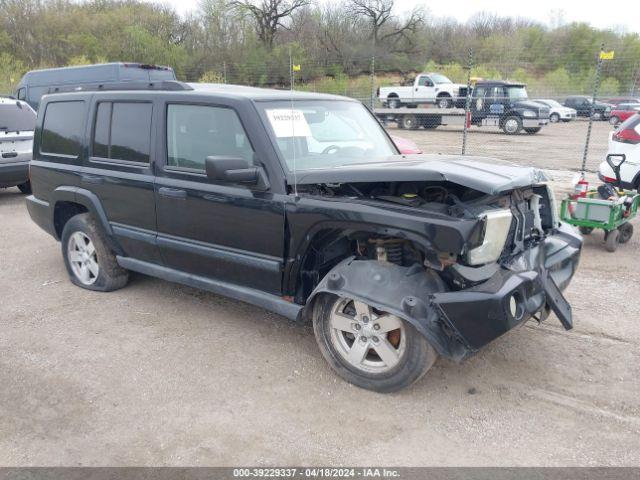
left=430, top=74, right=452, bottom=84
left=258, top=100, right=397, bottom=171
left=506, top=87, right=528, bottom=101
left=0, top=102, right=36, bottom=132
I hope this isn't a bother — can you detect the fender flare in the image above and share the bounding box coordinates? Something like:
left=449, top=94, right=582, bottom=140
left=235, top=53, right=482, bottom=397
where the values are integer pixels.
left=50, top=186, right=123, bottom=254
left=305, top=257, right=469, bottom=360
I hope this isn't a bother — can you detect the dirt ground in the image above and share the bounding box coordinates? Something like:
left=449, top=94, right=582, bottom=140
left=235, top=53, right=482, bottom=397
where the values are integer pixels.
left=1, top=120, right=639, bottom=466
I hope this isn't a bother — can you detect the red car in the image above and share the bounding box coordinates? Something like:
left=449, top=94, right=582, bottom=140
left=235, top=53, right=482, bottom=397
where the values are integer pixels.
left=391, top=135, right=422, bottom=154
left=609, top=103, right=640, bottom=125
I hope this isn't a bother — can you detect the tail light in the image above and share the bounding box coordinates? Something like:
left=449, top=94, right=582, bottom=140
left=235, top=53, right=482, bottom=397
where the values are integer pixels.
left=613, top=127, right=640, bottom=144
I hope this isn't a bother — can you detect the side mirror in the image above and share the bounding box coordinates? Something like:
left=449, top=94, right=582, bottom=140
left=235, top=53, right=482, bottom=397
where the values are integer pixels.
left=205, top=156, right=258, bottom=184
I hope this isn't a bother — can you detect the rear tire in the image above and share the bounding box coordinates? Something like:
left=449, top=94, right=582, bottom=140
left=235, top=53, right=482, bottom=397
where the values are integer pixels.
left=387, top=97, right=401, bottom=109
left=618, top=223, right=633, bottom=244
left=312, top=294, right=437, bottom=393
left=61, top=213, right=129, bottom=292
left=605, top=229, right=620, bottom=252
left=400, top=114, right=419, bottom=130
left=17, top=181, right=31, bottom=194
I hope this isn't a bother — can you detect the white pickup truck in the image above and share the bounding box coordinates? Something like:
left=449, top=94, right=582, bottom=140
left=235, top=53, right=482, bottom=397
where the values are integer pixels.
left=378, top=73, right=466, bottom=109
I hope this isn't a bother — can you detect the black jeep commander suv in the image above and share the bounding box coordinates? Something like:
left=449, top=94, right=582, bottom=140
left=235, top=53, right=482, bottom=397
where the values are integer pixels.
left=27, top=81, right=582, bottom=392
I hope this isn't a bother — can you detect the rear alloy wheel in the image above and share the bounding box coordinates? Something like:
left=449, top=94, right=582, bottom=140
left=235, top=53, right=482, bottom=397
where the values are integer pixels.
left=502, top=115, right=522, bottom=134
left=313, top=294, right=437, bottom=393
left=609, top=116, right=620, bottom=126
left=61, top=213, right=129, bottom=291
left=400, top=114, right=419, bottom=130
left=549, top=113, right=560, bottom=123
left=436, top=96, right=452, bottom=109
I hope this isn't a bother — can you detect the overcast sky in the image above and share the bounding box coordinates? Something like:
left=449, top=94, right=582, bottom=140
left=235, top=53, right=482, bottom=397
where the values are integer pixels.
left=152, top=0, right=640, bottom=33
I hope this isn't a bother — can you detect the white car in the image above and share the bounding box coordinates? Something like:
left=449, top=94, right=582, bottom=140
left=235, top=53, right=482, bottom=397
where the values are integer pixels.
left=534, top=99, right=577, bottom=123
left=598, top=114, right=640, bottom=189
left=0, top=97, right=36, bottom=193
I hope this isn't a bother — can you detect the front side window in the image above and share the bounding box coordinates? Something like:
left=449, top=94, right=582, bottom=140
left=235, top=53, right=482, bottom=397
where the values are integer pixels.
left=417, top=76, right=433, bottom=87
left=92, top=102, right=152, bottom=163
left=166, top=104, right=254, bottom=170
left=41, top=101, right=84, bottom=157
left=506, top=86, right=528, bottom=101
left=258, top=100, right=397, bottom=171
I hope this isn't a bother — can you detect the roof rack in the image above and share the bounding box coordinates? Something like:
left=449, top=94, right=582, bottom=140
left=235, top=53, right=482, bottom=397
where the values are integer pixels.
left=47, top=80, right=193, bottom=95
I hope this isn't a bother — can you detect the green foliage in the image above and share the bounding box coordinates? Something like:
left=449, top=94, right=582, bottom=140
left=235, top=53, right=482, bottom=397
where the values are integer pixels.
left=0, top=53, right=25, bottom=94
left=199, top=70, right=225, bottom=83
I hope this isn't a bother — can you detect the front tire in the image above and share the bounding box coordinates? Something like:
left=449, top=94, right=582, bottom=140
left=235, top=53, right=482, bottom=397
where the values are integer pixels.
left=312, top=294, right=437, bottom=393
left=61, top=213, right=129, bottom=292
left=502, top=115, right=523, bottom=134
left=605, top=228, right=620, bottom=252
left=436, top=96, right=452, bottom=109
left=549, top=113, right=560, bottom=123
left=524, top=127, right=542, bottom=134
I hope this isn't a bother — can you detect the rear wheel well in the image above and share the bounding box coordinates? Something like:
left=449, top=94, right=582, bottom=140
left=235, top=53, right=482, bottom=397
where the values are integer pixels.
left=387, top=93, right=399, bottom=98
left=54, top=202, right=88, bottom=239
left=436, top=92, right=452, bottom=97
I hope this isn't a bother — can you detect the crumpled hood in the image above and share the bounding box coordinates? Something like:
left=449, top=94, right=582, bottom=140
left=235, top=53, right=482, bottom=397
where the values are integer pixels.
left=292, top=155, right=550, bottom=195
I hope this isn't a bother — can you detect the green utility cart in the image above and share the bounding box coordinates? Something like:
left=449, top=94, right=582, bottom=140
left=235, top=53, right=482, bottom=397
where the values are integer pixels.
left=560, top=155, right=639, bottom=252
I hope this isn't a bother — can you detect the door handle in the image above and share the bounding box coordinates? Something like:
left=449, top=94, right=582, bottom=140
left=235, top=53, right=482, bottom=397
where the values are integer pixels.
left=81, top=175, right=104, bottom=185
left=158, top=187, right=187, bottom=199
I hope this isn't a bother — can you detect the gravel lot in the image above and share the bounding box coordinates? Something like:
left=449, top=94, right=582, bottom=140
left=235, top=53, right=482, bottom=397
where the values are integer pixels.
left=1, top=120, right=639, bottom=466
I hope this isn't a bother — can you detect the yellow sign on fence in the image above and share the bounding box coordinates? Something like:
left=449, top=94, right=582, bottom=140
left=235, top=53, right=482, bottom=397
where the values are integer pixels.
left=600, top=51, right=615, bottom=60
left=292, top=64, right=301, bottom=71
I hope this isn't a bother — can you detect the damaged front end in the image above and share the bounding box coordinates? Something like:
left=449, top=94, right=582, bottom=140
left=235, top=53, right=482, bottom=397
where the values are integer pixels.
left=302, top=176, right=582, bottom=362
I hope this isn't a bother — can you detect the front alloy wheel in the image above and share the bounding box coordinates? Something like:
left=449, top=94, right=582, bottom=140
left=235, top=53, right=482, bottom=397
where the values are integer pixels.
left=313, top=294, right=437, bottom=392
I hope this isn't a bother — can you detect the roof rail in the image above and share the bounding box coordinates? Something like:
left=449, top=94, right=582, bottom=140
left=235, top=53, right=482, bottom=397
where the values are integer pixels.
left=46, top=80, right=193, bottom=95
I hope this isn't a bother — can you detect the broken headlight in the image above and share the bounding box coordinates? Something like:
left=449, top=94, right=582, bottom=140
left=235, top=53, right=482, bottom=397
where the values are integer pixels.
left=466, top=209, right=513, bottom=265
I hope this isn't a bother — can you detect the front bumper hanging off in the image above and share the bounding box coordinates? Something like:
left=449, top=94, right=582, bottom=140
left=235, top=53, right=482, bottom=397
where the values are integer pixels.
left=308, top=222, right=582, bottom=362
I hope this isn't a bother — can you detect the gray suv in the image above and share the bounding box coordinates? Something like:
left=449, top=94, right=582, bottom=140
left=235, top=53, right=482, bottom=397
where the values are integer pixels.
left=0, top=97, right=36, bottom=193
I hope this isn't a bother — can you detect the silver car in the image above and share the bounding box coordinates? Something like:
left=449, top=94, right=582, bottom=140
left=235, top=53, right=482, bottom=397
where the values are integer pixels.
left=0, top=97, right=36, bottom=193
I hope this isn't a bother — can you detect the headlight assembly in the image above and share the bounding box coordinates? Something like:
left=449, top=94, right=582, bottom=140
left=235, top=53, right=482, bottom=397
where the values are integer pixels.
left=522, top=110, right=536, bottom=118
left=466, top=209, right=513, bottom=265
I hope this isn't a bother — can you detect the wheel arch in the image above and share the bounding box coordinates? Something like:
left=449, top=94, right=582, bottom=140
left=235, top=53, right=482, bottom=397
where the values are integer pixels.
left=51, top=187, right=123, bottom=254
left=306, top=258, right=468, bottom=360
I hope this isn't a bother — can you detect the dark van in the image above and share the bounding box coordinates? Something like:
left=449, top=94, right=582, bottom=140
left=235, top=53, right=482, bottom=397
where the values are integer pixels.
left=14, top=63, right=176, bottom=110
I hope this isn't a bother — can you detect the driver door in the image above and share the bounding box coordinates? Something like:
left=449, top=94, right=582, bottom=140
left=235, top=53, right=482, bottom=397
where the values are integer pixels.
left=154, top=101, right=285, bottom=294
left=414, top=75, right=436, bottom=103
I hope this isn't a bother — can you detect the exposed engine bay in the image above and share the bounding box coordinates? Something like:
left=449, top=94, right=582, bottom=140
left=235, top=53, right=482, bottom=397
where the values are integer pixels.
left=295, top=180, right=558, bottom=298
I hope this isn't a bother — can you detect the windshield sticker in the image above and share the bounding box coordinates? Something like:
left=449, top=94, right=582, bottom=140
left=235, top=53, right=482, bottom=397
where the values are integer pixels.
left=266, top=109, right=312, bottom=138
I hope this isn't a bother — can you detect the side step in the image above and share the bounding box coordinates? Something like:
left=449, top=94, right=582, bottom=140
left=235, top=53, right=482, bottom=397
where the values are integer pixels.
left=117, top=256, right=303, bottom=321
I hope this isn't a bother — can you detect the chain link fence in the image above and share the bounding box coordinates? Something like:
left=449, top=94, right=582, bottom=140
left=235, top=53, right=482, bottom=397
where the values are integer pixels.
left=190, top=45, right=637, bottom=179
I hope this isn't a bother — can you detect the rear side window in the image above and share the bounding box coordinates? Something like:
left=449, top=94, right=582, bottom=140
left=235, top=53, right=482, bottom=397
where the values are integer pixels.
left=92, top=102, right=152, bottom=163
left=41, top=101, right=84, bottom=157
left=0, top=101, right=36, bottom=132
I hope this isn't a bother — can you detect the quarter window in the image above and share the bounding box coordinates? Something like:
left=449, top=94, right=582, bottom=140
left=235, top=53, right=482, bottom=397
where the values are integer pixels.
left=166, top=104, right=254, bottom=170
left=41, top=101, right=85, bottom=157
left=92, top=102, right=152, bottom=163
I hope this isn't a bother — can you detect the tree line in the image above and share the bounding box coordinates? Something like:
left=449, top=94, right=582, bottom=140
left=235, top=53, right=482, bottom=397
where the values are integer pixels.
left=1, top=0, right=639, bottom=96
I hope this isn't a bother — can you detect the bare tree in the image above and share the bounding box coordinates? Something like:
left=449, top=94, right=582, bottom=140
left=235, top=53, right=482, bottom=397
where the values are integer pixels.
left=230, top=0, right=311, bottom=49
left=347, top=0, right=423, bottom=51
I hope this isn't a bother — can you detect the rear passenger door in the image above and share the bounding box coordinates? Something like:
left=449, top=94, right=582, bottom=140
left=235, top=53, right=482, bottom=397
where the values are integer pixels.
left=154, top=101, right=285, bottom=295
left=84, top=98, right=161, bottom=264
